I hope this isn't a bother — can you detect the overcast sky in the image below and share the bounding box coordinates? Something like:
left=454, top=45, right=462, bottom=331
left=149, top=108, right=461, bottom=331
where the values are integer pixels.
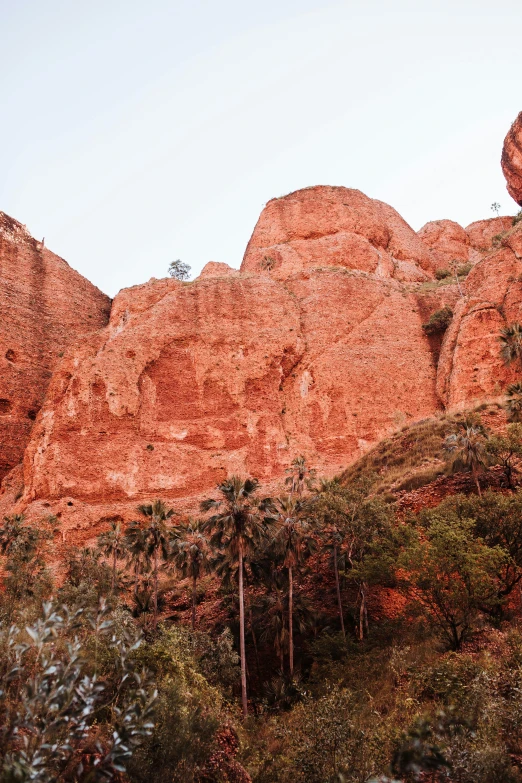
left=1, top=0, right=521, bottom=296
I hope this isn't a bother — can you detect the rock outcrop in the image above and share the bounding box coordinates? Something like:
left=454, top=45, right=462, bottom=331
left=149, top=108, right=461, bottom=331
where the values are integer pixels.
left=502, top=112, right=522, bottom=206
left=1, top=176, right=519, bottom=541
left=241, top=186, right=436, bottom=282
left=417, top=220, right=471, bottom=267
left=0, top=213, right=111, bottom=480
left=15, top=188, right=458, bottom=525
left=437, top=219, right=522, bottom=408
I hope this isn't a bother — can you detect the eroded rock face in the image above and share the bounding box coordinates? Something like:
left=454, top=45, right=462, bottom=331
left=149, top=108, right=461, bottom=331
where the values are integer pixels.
left=465, top=217, right=514, bottom=251
left=0, top=213, right=111, bottom=481
left=437, top=219, right=522, bottom=408
left=17, top=187, right=452, bottom=516
left=8, top=180, right=521, bottom=539
left=21, top=269, right=443, bottom=507
left=417, top=220, right=470, bottom=268
left=502, top=112, right=522, bottom=206
left=241, top=186, right=435, bottom=282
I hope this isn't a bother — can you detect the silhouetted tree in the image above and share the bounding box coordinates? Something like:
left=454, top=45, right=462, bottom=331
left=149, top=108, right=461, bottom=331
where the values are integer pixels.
left=173, top=520, right=210, bottom=629
left=137, top=500, right=175, bottom=628
left=201, top=476, right=271, bottom=717
left=98, top=520, right=125, bottom=592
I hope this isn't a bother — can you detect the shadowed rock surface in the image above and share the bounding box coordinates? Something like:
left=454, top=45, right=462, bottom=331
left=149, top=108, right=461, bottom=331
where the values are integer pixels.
left=0, top=213, right=111, bottom=481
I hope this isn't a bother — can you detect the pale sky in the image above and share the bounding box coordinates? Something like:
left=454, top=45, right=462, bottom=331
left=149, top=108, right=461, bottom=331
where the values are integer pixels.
left=1, top=0, right=521, bottom=297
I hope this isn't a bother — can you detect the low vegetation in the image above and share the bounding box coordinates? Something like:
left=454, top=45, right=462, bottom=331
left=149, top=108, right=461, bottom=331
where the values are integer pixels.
left=422, top=306, right=453, bottom=335
left=4, top=332, right=522, bottom=781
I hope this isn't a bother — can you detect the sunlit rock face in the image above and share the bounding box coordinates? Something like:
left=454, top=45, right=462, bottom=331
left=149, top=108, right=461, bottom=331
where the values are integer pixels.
left=502, top=112, right=522, bottom=206
left=18, top=187, right=450, bottom=516
left=5, top=173, right=521, bottom=541
left=437, top=219, right=522, bottom=408
left=0, top=212, right=110, bottom=481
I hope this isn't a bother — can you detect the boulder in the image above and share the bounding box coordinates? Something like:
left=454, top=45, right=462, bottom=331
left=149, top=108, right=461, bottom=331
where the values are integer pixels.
left=241, top=186, right=435, bottom=282
left=502, top=112, right=522, bottom=206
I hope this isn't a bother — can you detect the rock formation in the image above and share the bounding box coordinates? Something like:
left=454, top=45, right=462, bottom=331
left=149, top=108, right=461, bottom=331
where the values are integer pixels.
left=241, top=186, right=436, bottom=282
left=1, top=127, right=520, bottom=540
left=13, top=187, right=463, bottom=527
left=0, top=213, right=111, bottom=481
left=502, top=112, right=522, bottom=206
left=437, top=219, right=522, bottom=408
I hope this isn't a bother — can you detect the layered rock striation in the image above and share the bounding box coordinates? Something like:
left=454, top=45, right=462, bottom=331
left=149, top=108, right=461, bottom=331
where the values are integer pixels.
left=0, top=213, right=111, bottom=480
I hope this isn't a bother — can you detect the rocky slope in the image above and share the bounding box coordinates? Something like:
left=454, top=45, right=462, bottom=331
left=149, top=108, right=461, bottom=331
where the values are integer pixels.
left=0, top=213, right=111, bottom=481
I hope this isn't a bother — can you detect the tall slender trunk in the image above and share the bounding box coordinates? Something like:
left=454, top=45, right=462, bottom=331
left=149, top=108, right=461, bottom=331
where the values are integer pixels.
left=474, top=471, right=482, bottom=497
left=359, top=582, right=368, bottom=640
left=289, top=565, right=294, bottom=677
left=245, top=581, right=261, bottom=677
left=333, top=543, right=345, bottom=641
left=238, top=543, right=248, bottom=717
left=112, top=549, right=117, bottom=592
left=192, top=573, right=197, bottom=630
left=153, top=545, right=158, bottom=629
left=134, top=559, right=139, bottom=595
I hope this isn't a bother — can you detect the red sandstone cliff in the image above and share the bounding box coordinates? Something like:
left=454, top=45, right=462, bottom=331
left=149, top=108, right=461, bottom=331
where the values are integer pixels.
left=12, top=188, right=463, bottom=532
left=0, top=136, right=520, bottom=543
left=0, top=213, right=111, bottom=481
left=437, top=219, right=522, bottom=408
left=502, top=112, right=522, bottom=206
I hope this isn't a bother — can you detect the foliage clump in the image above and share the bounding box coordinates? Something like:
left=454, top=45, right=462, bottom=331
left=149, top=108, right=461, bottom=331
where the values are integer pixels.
left=422, top=306, right=453, bottom=335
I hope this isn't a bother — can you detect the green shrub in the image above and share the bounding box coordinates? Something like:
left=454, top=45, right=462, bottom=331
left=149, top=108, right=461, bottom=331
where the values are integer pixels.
left=435, top=268, right=451, bottom=280
left=456, top=262, right=472, bottom=277
left=513, top=210, right=522, bottom=226
left=422, top=306, right=453, bottom=336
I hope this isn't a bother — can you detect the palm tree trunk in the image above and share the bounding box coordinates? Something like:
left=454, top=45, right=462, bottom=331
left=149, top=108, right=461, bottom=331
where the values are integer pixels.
left=359, top=584, right=365, bottom=641
left=112, top=549, right=117, bottom=592
left=134, top=559, right=139, bottom=595
left=238, top=543, right=248, bottom=718
left=192, top=574, right=197, bottom=630
left=333, top=543, right=346, bottom=641
left=474, top=470, right=482, bottom=497
left=289, top=565, right=294, bottom=677
left=245, top=581, right=261, bottom=677
left=154, top=545, right=158, bottom=629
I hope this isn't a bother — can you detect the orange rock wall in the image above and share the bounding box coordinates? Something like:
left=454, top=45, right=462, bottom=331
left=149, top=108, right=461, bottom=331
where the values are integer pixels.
left=502, top=112, right=522, bottom=207
left=0, top=185, right=517, bottom=542
left=0, top=213, right=111, bottom=480
left=19, top=188, right=460, bottom=512
left=437, top=221, right=522, bottom=408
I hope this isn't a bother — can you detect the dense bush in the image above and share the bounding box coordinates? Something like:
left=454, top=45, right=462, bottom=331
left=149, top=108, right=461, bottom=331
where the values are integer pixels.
left=422, top=306, right=453, bottom=335
left=4, top=438, right=522, bottom=781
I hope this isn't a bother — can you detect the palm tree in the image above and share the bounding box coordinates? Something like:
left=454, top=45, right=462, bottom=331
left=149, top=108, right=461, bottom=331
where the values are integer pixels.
left=97, top=520, right=125, bottom=592
left=201, top=476, right=271, bottom=717
left=312, top=478, right=348, bottom=640
left=267, top=495, right=315, bottom=677
left=123, top=520, right=151, bottom=596
left=445, top=420, right=489, bottom=496
left=137, top=500, right=175, bottom=628
left=173, top=520, right=210, bottom=629
left=505, top=381, right=522, bottom=423
left=285, top=456, right=315, bottom=497
left=499, top=323, right=522, bottom=367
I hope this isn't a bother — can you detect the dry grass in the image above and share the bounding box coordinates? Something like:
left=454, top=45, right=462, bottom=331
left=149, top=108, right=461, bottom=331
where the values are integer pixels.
left=341, top=404, right=503, bottom=498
